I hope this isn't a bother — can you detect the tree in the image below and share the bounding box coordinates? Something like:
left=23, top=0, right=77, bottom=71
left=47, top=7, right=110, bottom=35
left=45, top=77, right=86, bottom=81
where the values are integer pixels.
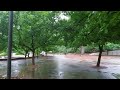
left=13, top=11, right=57, bottom=65
left=54, top=12, right=79, bottom=54
left=68, top=11, right=91, bottom=52
left=63, top=11, right=120, bottom=67
left=14, top=11, right=44, bottom=65
left=80, top=11, right=120, bottom=67
left=0, top=11, right=9, bottom=53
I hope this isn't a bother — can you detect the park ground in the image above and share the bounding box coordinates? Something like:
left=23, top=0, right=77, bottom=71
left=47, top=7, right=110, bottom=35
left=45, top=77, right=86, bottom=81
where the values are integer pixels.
left=0, top=53, right=120, bottom=79
left=64, top=53, right=120, bottom=79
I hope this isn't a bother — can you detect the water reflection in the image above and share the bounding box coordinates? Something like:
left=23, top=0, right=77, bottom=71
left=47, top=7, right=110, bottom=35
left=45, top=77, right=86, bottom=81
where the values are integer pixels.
left=34, top=60, right=58, bottom=79
left=16, top=57, right=59, bottom=79
left=0, top=55, right=116, bottom=79
left=31, top=68, right=35, bottom=78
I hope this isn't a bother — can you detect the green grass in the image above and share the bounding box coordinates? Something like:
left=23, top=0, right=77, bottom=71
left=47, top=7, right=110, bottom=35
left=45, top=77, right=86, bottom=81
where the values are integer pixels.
left=0, top=52, right=7, bottom=56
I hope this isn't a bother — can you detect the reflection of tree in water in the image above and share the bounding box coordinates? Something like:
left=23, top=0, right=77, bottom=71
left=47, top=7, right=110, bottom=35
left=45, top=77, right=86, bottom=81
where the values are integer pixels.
left=18, top=64, right=35, bottom=79
left=0, top=68, right=7, bottom=78
left=62, top=71, right=106, bottom=79
left=35, top=60, right=58, bottom=79
left=18, top=60, right=58, bottom=79
left=31, top=68, right=35, bottom=78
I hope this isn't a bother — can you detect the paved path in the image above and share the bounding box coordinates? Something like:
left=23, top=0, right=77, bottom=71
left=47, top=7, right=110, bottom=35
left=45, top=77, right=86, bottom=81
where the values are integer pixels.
left=0, top=54, right=120, bottom=79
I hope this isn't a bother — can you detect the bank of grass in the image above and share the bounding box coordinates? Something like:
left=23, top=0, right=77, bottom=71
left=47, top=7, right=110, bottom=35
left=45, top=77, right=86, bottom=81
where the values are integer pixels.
left=0, top=52, right=7, bottom=56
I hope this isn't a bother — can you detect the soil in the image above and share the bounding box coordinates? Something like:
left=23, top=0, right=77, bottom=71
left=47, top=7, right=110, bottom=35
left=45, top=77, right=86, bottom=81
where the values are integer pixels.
left=65, top=53, right=119, bottom=61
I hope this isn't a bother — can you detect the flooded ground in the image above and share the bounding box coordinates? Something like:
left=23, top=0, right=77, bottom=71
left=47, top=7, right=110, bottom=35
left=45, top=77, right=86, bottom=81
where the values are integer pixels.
left=0, top=54, right=120, bottom=79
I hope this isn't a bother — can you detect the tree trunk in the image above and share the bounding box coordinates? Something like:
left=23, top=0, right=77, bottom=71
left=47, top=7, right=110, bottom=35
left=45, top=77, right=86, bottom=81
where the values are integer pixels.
left=25, top=53, right=27, bottom=60
left=25, top=51, right=28, bottom=59
left=80, top=46, right=85, bottom=55
left=96, top=45, right=103, bottom=67
left=37, top=50, right=39, bottom=58
left=64, top=48, right=67, bottom=55
left=107, top=50, right=109, bottom=55
left=32, top=51, right=35, bottom=65
left=28, top=53, right=29, bottom=58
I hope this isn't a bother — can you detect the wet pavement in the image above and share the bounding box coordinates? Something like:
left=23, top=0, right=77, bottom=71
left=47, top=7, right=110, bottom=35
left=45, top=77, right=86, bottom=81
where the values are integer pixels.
left=0, top=54, right=120, bottom=79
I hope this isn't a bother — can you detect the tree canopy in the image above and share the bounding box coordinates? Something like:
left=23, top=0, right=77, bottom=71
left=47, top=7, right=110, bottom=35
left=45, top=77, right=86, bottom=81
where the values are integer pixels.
left=0, top=11, right=120, bottom=66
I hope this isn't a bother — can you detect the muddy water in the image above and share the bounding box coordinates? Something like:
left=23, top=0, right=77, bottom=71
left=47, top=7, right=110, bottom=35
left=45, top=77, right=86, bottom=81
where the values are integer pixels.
left=0, top=55, right=118, bottom=79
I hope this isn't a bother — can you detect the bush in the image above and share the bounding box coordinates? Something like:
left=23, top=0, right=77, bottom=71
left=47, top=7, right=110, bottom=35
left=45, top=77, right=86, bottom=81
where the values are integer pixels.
left=0, top=52, right=7, bottom=56
left=52, top=46, right=77, bottom=54
left=104, top=43, right=120, bottom=51
left=15, top=52, right=24, bottom=55
left=85, top=45, right=99, bottom=53
left=85, top=43, right=120, bottom=53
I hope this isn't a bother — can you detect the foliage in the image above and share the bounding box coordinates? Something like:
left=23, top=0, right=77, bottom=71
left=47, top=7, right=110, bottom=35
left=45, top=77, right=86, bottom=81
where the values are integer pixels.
left=104, top=43, right=120, bottom=51
left=85, top=45, right=99, bottom=53
left=0, top=11, right=8, bottom=52
left=1, top=11, right=120, bottom=66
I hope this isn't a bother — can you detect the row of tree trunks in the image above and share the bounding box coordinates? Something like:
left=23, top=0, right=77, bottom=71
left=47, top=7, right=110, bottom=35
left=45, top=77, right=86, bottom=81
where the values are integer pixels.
left=24, top=52, right=30, bottom=59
